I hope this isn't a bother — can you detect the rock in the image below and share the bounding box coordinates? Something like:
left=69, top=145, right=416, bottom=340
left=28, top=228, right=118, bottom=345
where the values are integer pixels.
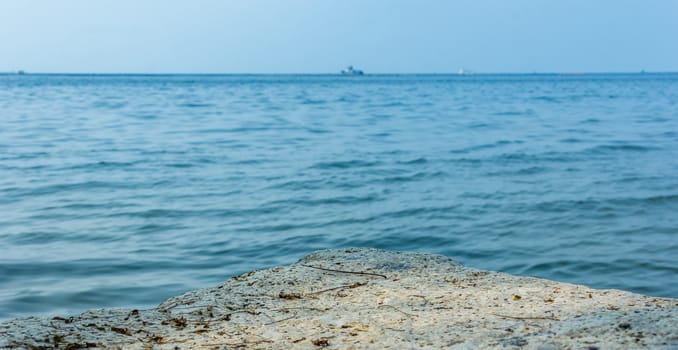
left=1, top=248, right=676, bottom=349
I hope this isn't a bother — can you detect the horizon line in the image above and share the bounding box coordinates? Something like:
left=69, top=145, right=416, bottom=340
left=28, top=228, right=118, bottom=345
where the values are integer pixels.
left=1, top=70, right=676, bottom=76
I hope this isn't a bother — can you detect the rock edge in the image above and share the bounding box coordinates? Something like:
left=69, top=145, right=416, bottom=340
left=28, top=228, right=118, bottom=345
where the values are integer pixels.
left=1, top=248, right=677, bottom=349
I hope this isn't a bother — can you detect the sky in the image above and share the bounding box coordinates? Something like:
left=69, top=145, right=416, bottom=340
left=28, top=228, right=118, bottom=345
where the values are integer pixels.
left=1, top=0, right=677, bottom=74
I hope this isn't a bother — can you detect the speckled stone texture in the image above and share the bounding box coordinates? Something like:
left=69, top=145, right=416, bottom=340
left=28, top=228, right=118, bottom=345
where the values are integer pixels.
left=1, top=248, right=677, bottom=349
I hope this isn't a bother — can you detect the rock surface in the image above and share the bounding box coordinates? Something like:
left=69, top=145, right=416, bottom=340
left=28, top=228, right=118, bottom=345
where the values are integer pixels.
left=1, top=248, right=677, bottom=349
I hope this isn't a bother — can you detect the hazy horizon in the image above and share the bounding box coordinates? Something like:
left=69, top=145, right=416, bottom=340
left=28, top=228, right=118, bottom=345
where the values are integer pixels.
left=3, top=71, right=677, bottom=75
left=1, top=0, right=677, bottom=74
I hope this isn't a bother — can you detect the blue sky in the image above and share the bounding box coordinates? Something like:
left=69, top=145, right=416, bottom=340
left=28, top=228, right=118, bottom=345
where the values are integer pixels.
left=1, top=0, right=676, bottom=73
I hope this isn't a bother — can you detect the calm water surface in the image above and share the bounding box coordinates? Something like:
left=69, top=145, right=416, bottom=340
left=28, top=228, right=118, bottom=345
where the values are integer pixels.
left=1, top=74, right=677, bottom=320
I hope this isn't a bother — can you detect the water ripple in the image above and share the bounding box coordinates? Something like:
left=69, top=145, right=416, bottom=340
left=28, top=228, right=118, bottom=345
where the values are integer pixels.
left=1, top=73, right=677, bottom=320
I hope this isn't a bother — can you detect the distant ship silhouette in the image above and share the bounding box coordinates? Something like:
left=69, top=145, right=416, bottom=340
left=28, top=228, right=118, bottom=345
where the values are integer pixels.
left=341, top=65, right=364, bottom=76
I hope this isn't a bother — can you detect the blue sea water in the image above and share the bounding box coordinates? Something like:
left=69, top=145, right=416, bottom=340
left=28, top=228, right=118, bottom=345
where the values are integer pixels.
left=0, top=73, right=677, bottom=320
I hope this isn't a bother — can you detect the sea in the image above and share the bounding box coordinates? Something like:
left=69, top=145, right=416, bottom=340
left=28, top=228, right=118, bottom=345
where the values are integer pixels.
left=1, top=73, right=677, bottom=320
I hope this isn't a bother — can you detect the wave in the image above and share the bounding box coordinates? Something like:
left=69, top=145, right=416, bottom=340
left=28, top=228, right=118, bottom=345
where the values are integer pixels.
left=2, top=181, right=137, bottom=198
left=586, top=144, right=659, bottom=153
left=107, top=206, right=289, bottom=220
left=521, top=194, right=678, bottom=214
left=449, top=140, right=522, bottom=154
left=266, top=194, right=381, bottom=207
left=58, top=161, right=142, bottom=171
left=177, top=102, right=214, bottom=108
left=375, top=171, right=448, bottom=184
left=484, top=166, right=548, bottom=176
left=310, top=160, right=382, bottom=170
left=492, top=109, right=535, bottom=116
left=396, top=157, right=428, bottom=164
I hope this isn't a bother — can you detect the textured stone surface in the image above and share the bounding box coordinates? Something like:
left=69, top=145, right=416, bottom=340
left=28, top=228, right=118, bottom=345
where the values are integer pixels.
left=1, top=248, right=677, bottom=349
